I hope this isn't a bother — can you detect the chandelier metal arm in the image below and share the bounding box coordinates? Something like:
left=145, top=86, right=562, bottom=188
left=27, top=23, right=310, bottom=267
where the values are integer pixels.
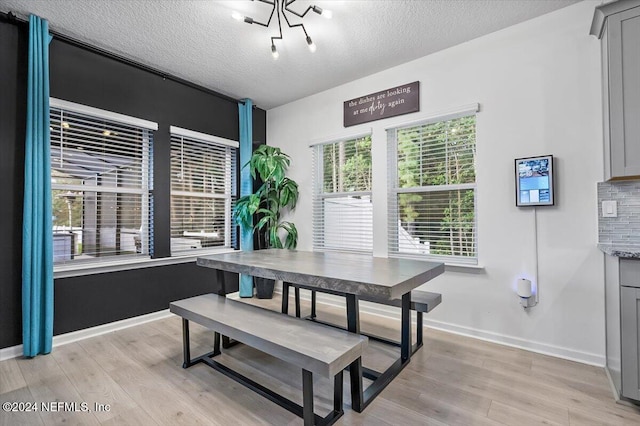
left=284, top=0, right=315, bottom=19
left=281, top=0, right=309, bottom=38
left=248, top=0, right=277, bottom=28
left=270, top=0, right=283, bottom=47
left=237, top=0, right=328, bottom=57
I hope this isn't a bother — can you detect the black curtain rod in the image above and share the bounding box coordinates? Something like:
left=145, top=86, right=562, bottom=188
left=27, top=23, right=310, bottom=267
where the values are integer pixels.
left=0, top=11, right=251, bottom=107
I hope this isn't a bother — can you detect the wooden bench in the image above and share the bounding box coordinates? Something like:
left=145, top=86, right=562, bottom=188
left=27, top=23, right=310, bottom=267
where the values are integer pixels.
left=170, top=293, right=368, bottom=426
left=283, top=283, right=441, bottom=351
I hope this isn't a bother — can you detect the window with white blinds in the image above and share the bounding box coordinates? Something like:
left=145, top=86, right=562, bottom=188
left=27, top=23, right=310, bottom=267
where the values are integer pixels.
left=312, top=135, right=372, bottom=253
left=388, top=112, right=477, bottom=264
left=170, top=127, right=237, bottom=254
left=50, top=99, right=155, bottom=265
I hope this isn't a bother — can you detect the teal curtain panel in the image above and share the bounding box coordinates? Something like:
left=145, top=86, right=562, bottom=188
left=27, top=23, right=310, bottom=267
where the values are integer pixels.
left=22, top=14, right=54, bottom=357
left=238, top=99, right=254, bottom=297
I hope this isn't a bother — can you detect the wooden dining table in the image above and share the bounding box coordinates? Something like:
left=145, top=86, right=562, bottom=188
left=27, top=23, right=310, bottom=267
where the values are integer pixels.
left=197, top=249, right=444, bottom=412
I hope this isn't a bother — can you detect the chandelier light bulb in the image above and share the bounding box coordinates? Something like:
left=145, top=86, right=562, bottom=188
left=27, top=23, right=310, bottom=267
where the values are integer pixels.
left=312, top=6, right=331, bottom=19
left=231, top=11, right=244, bottom=21
left=306, top=36, right=316, bottom=53
left=271, top=44, right=279, bottom=59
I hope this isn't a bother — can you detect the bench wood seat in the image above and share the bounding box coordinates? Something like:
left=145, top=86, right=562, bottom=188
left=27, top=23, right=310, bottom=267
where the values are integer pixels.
left=170, top=293, right=367, bottom=425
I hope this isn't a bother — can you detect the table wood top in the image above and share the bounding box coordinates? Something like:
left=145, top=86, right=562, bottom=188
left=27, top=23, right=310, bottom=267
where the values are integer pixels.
left=197, top=249, right=444, bottom=300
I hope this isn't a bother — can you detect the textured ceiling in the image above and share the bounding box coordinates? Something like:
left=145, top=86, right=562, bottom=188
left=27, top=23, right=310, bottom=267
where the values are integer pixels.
left=0, top=0, right=580, bottom=109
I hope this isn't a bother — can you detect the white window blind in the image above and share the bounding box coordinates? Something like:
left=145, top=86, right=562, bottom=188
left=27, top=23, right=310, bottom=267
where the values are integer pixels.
left=170, top=129, right=237, bottom=254
left=312, top=135, right=372, bottom=253
left=388, top=114, right=477, bottom=264
left=50, top=103, right=153, bottom=265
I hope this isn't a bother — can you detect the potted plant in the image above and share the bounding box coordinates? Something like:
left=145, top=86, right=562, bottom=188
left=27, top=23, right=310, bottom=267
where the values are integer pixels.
left=233, top=144, right=299, bottom=298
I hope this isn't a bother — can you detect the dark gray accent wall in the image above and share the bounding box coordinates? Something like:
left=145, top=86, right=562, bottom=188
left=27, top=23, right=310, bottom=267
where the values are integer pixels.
left=0, top=18, right=266, bottom=349
left=0, top=19, right=28, bottom=351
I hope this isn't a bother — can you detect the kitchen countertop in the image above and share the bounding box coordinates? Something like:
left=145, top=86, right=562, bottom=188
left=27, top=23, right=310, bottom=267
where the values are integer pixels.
left=598, top=243, right=640, bottom=258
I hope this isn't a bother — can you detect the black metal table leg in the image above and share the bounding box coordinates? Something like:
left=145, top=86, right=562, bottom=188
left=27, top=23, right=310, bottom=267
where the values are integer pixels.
left=281, top=281, right=290, bottom=314
left=401, top=292, right=412, bottom=362
left=214, top=331, right=221, bottom=356
left=311, top=290, right=317, bottom=319
left=345, top=294, right=364, bottom=412
left=302, top=369, right=314, bottom=426
left=334, top=371, right=343, bottom=413
left=295, top=287, right=301, bottom=318
left=182, top=318, right=191, bottom=368
left=216, top=268, right=227, bottom=295
left=416, top=311, right=423, bottom=347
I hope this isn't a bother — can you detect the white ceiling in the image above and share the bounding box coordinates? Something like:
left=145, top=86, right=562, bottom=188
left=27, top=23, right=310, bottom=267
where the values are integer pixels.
left=1, top=0, right=581, bottom=110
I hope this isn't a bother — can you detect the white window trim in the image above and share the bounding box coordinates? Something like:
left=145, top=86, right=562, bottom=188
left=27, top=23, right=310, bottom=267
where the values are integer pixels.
left=312, top=133, right=373, bottom=254
left=169, top=128, right=237, bottom=254
left=53, top=247, right=237, bottom=279
left=169, top=126, right=239, bottom=148
left=308, top=129, right=372, bottom=147
left=50, top=98, right=158, bottom=130
left=387, top=110, right=479, bottom=265
left=51, top=99, right=154, bottom=269
left=384, top=103, right=479, bottom=131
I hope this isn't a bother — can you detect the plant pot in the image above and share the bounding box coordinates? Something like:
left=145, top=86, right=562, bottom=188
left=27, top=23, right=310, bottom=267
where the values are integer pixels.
left=254, top=277, right=275, bottom=299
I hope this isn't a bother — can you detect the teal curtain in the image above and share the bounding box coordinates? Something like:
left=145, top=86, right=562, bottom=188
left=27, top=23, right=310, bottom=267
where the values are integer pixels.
left=238, top=99, right=254, bottom=297
left=22, top=15, right=54, bottom=357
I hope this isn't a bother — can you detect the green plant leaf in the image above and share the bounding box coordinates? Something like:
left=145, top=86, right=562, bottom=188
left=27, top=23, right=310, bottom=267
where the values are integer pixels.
left=279, top=178, right=299, bottom=208
left=254, top=215, right=271, bottom=231
left=280, top=222, right=298, bottom=249
left=269, top=226, right=283, bottom=248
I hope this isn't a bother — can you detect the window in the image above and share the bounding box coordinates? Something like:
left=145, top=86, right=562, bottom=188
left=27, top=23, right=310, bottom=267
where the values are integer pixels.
left=388, top=112, right=477, bottom=264
left=312, top=135, right=373, bottom=253
left=170, top=127, right=237, bottom=254
left=50, top=99, right=156, bottom=265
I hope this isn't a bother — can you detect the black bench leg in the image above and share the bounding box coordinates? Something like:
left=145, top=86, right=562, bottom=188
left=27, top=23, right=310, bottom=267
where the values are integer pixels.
left=214, top=331, right=221, bottom=356
left=345, top=294, right=364, bottom=412
left=302, top=369, right=314, bottom=426
left=295, top=287, right=301, bottom=318
left=182, top=319, right=191, bottom=368
left=417, top=311, right=423, bottom=347
left=401, top=292, right=412, bottom=362
left=311, top=290, right=317, bottom=319
left=222, top=335, right=233, bottom=349
left=334, top=371, right=344, bottom=414
left=281, top=282, right=290, bottom=315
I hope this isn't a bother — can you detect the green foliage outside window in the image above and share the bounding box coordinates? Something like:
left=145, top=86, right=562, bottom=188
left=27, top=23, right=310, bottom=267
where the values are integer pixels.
left=396, top=116, right=476, bottom=257
left=322, top=135, right=372, bottom=193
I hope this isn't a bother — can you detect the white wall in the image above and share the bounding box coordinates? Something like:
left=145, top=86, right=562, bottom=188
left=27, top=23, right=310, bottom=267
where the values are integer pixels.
left=267, top=1, right=605, bottom=365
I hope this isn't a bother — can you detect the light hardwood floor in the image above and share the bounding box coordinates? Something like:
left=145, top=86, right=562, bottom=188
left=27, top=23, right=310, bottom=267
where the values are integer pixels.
left=2, top=294, right=640, bottom=426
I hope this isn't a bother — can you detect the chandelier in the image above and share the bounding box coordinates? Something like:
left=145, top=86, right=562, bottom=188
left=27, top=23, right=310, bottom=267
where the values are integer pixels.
left=232, top=0, right=332, bottom=59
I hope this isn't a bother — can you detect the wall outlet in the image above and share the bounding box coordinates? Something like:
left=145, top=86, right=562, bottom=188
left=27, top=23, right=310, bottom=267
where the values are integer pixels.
left=602, top=200, right=617, bottom=218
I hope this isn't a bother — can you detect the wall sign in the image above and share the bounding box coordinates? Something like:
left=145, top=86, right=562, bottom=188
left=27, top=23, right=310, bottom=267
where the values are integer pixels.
left=343, top=81, right=420, bottom=127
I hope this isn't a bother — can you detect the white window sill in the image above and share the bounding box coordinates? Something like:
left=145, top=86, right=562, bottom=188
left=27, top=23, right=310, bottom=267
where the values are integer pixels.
left=444, top=262, right=485, bottom=272
left=54, top=247, right=237, bottom=279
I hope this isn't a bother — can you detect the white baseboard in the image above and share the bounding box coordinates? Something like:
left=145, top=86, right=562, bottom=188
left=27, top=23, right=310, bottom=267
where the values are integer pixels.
left=3, top=290, right=606, bottom=368
left=0, top=309, right=173, bottom=361
left=286, top=288, right=606, bottom=367
left=605, top=366, right=621, bottom=402
left=0, top=344, right=23, bottom=361
left=421, top=318, right=605, bottom=367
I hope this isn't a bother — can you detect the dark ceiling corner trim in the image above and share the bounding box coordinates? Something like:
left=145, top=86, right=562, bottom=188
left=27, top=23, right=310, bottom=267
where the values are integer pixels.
left=0, top=10, right=247, bottom=106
